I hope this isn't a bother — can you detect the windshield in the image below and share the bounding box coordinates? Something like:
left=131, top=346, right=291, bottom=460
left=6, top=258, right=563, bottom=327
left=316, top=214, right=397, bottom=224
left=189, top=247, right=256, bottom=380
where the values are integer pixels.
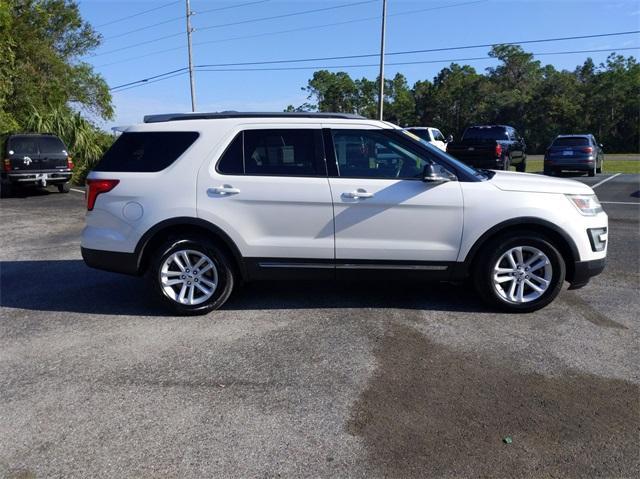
left=399, top=129, right=489, bottom=180
left=462, top=126, right=508, bottom=141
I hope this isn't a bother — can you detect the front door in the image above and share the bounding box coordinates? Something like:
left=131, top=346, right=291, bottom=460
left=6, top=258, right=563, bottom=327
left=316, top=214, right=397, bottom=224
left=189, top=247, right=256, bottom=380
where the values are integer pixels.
left=325, top=127, right=464, bottom=269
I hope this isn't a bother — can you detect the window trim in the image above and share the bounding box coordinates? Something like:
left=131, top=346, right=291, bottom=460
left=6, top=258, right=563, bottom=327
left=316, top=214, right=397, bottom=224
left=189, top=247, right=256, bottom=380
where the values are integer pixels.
left=215, top=128, right=328, bottom=178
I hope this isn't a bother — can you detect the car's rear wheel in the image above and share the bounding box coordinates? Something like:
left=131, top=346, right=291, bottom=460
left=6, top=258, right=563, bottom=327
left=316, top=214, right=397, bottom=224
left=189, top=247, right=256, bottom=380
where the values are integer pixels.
left=0, top=181, right=13, bottom=198
left=150, top=236, right=235, bottom=315
left=515, top=156, right=527, bottom=172
left=588, top=164, right=596, bottom=177
left=57, top=182, right=70, bottom=193
left=596, top=159, right=603, bottom=174
left=473, top=231, right=566, bottom=313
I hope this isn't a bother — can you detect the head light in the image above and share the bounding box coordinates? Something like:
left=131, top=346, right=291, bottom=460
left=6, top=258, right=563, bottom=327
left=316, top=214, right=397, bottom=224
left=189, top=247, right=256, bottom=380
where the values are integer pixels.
left=566, top=194, right=603, bottom=216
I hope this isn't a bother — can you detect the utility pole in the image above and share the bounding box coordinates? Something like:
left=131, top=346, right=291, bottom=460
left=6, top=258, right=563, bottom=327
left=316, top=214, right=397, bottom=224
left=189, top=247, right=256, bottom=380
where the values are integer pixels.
left=185, top=0, right=196, bottom=112
left=377, top=0, right=387, bottom=121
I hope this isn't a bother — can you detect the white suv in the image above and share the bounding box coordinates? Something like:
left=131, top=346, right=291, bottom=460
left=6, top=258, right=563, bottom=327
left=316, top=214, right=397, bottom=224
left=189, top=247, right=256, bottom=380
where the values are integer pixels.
left=81, top=112, right=607, bottom=315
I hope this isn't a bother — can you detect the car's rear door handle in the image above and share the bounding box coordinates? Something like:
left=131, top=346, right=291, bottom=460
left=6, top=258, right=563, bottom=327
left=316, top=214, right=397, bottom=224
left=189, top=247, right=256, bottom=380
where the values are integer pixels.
left=207, top=185, right=240, bottom=196
left=342, top=189, right=374, bottom=199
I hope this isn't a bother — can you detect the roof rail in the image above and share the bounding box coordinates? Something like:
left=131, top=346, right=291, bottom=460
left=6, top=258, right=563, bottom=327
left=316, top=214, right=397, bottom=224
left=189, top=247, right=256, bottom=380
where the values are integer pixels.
left=143, top=111, right=366, bottom=123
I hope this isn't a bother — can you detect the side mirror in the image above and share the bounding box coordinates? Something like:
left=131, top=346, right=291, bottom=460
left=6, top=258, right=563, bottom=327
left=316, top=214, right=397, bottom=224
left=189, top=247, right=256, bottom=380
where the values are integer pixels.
left=422, top=163, right=452, bottom=182
left=445, top=135, right=454, bottom=143
left=599, top=143, right=604, bottom=149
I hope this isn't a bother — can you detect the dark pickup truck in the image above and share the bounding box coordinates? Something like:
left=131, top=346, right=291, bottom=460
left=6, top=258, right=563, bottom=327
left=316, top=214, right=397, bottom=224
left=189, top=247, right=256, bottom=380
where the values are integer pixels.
left=446, top=125, right=527, bottom=171
left=1, top=133, right=73, bottom=196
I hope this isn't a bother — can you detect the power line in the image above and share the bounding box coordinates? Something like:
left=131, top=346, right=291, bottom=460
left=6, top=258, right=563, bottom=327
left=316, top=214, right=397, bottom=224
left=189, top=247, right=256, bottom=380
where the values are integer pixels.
left=197, top=0, right=379, bottom=32
left=95, top=0, right=486, bottom=68
left=95, top=0, right=180, bottom=28
left=110, top=67, right=187, bottom=90
left=194, top=46, right=640, bottom=72
left=111, top=71, right=189, bottom=93
left=103, top=0, right=271, bottom=41
left=109, top=46, right=638, bottom=93
left=195, top=30, right=640, bottom=68
left=91, top=0, right=379, bottom=58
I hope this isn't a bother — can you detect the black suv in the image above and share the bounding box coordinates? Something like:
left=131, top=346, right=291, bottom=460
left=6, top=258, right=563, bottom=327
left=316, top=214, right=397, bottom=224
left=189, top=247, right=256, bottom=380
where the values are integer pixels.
left=446, top=125, right=527, bottom=171
left=1, top=133, right=73, bottom=196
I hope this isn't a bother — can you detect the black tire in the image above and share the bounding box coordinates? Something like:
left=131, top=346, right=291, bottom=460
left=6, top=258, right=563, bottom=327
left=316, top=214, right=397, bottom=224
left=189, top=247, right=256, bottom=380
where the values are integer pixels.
left=543, top=167, right=553, bottom=176
left=57, top=182, right=70, bottom=193
left=149, top=236, right=235, bottom=315
left=588, top=165, right=596, bottom=177
left=515, top=156, right=527, bottom=172
left=0, top=181, right=13, bottom=198
left=472, top=231, right=566, bottom=313
left=596, top=160, right=603, bottom=174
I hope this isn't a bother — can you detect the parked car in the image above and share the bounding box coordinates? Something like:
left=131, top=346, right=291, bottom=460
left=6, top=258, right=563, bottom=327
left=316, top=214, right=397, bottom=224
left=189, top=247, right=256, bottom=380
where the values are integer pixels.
left=404, top=126, right=452, bottom=152
left=1, top=133, right=73, bottom=196
left=544, top=134, right=604, bottom=177
left=446, top=125, right=527, bottom=171
left=81, top=112, right=607, bottom=315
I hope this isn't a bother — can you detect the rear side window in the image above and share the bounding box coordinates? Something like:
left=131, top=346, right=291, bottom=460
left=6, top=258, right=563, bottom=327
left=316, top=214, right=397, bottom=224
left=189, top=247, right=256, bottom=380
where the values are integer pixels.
left=94, top=132, right=199, bottom=172
left=552, top=137, right=590, bottom=147
left=217, top=129, right=323, bottom=176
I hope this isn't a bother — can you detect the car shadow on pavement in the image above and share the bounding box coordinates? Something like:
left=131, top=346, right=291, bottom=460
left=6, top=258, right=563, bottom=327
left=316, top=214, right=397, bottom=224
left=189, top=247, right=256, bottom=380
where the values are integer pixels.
left=0, top=260, right=486, bottom=315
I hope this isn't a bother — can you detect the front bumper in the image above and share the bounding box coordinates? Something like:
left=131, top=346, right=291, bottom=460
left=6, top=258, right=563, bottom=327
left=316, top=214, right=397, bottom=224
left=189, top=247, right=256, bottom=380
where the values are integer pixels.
left=568, top=257, right=606, bottom=290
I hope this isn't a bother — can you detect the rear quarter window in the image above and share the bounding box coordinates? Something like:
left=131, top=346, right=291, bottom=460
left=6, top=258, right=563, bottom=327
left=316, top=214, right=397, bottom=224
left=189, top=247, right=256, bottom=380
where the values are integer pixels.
left=94, top=131, right=199, bottom=172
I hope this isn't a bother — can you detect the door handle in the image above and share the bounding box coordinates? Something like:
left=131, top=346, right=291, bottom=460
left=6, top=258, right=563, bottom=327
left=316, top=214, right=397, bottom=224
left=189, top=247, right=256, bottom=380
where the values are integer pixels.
left=342, top=189, right=374, bottom=199
left=207, top=185, right=240, bottom=196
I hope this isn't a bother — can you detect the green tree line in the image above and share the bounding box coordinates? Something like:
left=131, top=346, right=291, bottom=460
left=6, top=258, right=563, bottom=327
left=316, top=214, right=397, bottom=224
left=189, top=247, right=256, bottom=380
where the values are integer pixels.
left=0, top=0, right=114, bottom=183
left=289, top=45, right=640, bottom=153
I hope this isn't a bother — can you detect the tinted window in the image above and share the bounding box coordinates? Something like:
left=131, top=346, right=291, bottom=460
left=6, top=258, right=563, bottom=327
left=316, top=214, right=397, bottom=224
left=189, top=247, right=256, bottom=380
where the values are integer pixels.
left=332, top=129, right=453, bottom=179
left=462, top=126, right=508, bottom=141
left=217, top=133, right=243, bottom=175
left=432, top=129, right=445, bottom=141
left=552, top=137, right=590, bottom=147
left=95, top=132, right=199, bottom=172
left=38, top=136, right=67, bottom=154
left=8, top=137, right=39, bottom=155
left=217, top=129, right=323, bottom=176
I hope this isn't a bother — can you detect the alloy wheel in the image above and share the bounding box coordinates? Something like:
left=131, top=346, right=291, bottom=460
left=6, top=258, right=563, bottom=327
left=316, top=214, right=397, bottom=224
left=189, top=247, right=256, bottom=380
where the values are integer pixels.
left=159, top=249, right=218, bottom=305
left=492, top=246, right=552, bottom=303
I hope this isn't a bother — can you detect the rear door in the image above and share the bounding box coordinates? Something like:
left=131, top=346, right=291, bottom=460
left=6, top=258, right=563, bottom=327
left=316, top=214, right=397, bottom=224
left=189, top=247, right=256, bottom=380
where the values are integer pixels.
left=6, top=136, right=68, bottom=171
left=197, top=125, right=335, bottom=272
left=325, top=126, right=463, bottom=268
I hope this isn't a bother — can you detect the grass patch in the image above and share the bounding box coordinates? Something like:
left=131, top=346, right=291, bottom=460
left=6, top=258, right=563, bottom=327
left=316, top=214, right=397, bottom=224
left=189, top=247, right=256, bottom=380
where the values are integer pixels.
left=524, top=154, right=639, bottom=174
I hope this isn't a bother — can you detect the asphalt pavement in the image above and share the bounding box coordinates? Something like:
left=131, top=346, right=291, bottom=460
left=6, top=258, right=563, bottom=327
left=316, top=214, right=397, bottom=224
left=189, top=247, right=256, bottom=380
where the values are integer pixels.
left=1, top=174, right=638, bottom=478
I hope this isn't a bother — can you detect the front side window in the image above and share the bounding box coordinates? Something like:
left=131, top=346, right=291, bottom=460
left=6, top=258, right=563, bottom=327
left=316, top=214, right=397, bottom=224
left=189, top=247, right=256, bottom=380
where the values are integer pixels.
left=432, top=129, right=445, bottom=142
left=217, top=129, right=323, bottom=176
left=332, top=129, right=452, bottom=180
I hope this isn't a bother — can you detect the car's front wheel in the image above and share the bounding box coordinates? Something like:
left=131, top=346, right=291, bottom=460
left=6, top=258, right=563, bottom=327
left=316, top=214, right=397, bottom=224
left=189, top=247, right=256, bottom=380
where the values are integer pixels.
left=473, top=231, right=566, bottom=312
left=57, top=182, right=70, bottom=193
left=150, top=236, right=235, bottom=315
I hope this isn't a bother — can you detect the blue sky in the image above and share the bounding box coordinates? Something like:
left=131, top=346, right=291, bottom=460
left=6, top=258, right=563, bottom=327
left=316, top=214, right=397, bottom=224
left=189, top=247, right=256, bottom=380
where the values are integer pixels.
left=78, top=0, right=640, bottom=128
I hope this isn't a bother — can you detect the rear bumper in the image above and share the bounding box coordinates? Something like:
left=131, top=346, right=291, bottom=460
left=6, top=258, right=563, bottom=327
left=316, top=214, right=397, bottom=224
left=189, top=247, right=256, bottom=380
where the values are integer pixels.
left=81, top=247, right=140, bottom=276
left=2, top=171, right=72, bottom=184
left=545, top=159, right=595, bottom=170
left=568, top=258, right=606, bottom=290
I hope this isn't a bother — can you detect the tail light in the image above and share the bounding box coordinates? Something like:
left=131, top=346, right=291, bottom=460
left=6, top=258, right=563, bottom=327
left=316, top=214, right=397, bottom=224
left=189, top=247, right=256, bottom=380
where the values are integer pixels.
left=2, top=159, right=10, bottom=172
left=582, top=147, right=593, bottom=154
left=67, top=156, right=74, bottom=170
left=86, top=179, right=119, bottom=211
left=495, top=143, right=502, bottom=157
